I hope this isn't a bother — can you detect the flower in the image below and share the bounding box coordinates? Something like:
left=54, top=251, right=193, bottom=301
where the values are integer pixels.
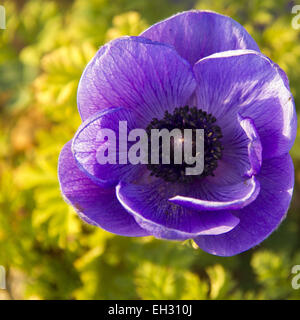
left=58, top=10, right=296, bottom=256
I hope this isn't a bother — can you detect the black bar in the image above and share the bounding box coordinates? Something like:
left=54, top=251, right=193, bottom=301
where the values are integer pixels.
left=0, top=300, right=299, bottom=318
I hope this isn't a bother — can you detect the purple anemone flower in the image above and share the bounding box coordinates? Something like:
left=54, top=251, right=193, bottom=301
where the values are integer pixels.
left=58, top=10, right=296, bottom=256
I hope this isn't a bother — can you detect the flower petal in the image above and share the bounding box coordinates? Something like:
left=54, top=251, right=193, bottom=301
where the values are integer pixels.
left=193, top=50, right=296, bottom=160
left=116, top=181, right=240, bottom=240
left=77, top=36, right=196, bottom=123
left=169, top=176, right=260, bottom=211
left=58, top=141, right=149, bottom=237
left=72, top=107, right=142, bottom=187
left=195, top=111, right=263, bottom=188
left=140, top=10, right=259, bottom=65
left=194, top=153, right=294, bottom=256
left=238, top=115, right=262, bottom=176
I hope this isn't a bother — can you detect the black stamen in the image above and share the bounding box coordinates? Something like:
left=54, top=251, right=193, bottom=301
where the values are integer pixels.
left=146, top=106, right=223, bottom=183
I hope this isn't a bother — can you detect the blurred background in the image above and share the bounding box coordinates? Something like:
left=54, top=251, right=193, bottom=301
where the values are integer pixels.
left=0, top=0, right=300, bottom=300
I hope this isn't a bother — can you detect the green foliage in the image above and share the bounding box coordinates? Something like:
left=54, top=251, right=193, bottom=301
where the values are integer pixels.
left=1, top=0, right=300, bottom=300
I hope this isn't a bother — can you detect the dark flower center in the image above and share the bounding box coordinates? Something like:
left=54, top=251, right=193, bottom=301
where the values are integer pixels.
left=146, top=106, right=223, bottom=183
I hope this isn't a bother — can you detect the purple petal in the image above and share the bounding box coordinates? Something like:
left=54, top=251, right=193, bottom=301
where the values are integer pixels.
left=196, top=111, right=263, bottom=187
left=194, top=153, right=294, bottom=256
left=58, top=141, right=149, bottom=237
left=77, top=36, right=196, bottom=123
left=141, top=10, right=259, bottom=65
left=72, top=107, right=142, bottom=187
left=193, top=50, right=297, bottom=160
left=169, top=176, right=260, bottom=211
left=116, top=181, right=239, bottom=240
left=238, top=115, right=262, bottom=176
